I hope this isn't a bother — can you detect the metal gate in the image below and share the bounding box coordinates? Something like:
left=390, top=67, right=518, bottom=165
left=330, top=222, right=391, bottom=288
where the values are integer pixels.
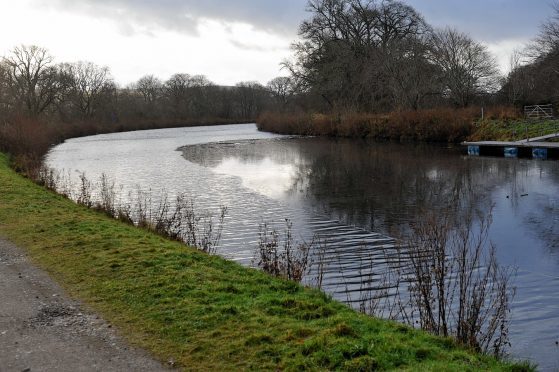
left=524, top=104, right=554, bottom=120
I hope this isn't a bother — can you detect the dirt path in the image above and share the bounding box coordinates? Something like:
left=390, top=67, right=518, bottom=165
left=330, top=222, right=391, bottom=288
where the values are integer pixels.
left=0, top=237, right=170, bottom=372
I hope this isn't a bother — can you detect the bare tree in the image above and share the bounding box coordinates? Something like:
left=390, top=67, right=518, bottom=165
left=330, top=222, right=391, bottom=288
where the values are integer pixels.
left=300, top=0, right=428, bottom=49
left=384, top=36, right=441, bottom=110
left=267, top=76, right=295, bottom=108
left=2, top=45, right=65, bottom=116
left=372, top=0, right=431, bottom=48
left=502, top=49, right=528, bottom=105
left=428, top=28, right=500, bottom=107
left=164, top=73, right=193, bottom=119
left=533, top=2, right=559, bottom=88
left=186, top=75, right=213, bottom=118
left=165, top=74, right=192, bottom=100
left=0, top=63, right=10, bottom=117
left=235, top=81, right=267, bottom=119
left=62, top=62, right=115, bottom=119
left=533, top=1, right=559, bottom=58
left=286, top=0, right=430, bottom=111
left=501, top=2, right=559, bottom=106
left=135, top=75, right=163, bottom=104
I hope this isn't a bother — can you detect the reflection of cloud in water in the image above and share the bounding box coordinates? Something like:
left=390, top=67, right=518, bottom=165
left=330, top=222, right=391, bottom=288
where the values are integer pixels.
left=212, top=157, right=297, bottom=199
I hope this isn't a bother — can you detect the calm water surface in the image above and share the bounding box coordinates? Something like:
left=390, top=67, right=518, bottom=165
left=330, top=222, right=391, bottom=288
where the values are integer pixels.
left=46, top=124, right=559, bottom=370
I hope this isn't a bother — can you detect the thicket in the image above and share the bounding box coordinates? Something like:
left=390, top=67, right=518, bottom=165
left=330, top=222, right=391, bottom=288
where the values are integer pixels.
left=257, top=106, right=521, bottom=142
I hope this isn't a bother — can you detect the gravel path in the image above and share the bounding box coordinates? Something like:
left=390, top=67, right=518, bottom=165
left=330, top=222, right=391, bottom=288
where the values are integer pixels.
left=0, top=237, right=170, bottom=372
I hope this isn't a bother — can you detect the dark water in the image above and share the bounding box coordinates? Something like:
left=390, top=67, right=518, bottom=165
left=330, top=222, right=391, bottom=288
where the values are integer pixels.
left=46, top=124, right=559, bottom=370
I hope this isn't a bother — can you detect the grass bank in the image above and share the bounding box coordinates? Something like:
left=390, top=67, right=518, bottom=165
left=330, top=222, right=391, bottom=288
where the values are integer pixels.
left=0, top=153, right=529, bottom=370
left=469, top=119, right=559, bottom=141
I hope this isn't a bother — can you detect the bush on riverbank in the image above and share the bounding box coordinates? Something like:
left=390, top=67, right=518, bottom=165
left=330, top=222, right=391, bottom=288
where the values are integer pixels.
left=257, top=107, right=522, bottom=143
left=0, top=153, right=531, bottom=370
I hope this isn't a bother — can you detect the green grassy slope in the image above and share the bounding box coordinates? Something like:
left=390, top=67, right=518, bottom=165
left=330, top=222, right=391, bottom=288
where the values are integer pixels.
left=470, top=119, right=559, bottom=142
left=0, top=153, right=529, bottom=371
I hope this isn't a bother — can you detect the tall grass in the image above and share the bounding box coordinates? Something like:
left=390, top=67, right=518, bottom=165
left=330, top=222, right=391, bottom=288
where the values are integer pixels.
left=39, top=169, right=227, bottom=254
left=251, top=209, right=515, bottom=357
left=257, top=107, right=521, bottom=143
left=346, top=206, right=516, bottom=357
left=253, top=219, right=315, bottom=283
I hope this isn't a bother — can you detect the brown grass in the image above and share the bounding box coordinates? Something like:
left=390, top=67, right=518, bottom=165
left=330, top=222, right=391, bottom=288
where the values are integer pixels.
left=257, top=107, right=521, bottom=143
left=0, top=115, right=61, bottom=176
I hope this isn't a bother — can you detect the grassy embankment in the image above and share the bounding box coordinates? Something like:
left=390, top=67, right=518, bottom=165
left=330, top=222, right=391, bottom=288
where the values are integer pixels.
left=0, top=152, right=530, bottom=371
left=257, top=108, right=559, bottom=143
left=469, top=118, right=559, bottom=141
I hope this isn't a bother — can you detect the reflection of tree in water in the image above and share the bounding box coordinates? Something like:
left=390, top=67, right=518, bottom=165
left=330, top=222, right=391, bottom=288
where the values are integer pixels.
left=181, top=137, right=559, bottom=239
left=287, top=139, right=517, bottom=236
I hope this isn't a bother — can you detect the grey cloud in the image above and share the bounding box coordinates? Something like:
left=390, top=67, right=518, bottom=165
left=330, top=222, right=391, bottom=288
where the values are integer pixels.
left=229, top=40, right=284, bottom=52
left=40, top=0, right=307, bottom=37
left=39, top=0, right=552, bottom=44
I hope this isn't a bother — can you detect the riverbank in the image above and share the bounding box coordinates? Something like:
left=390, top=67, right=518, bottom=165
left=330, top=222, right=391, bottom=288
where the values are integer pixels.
left=0, top=152, right=529, bottom=370
left=256, top=108, right=559, bottom=143
left=469, top=118, right=559, bottom=141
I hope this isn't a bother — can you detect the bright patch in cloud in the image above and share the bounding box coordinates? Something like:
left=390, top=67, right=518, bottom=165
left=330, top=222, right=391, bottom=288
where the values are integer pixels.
left=485, top=38, right=531, bottom=74
left=0, top=0, right=292, bottom=86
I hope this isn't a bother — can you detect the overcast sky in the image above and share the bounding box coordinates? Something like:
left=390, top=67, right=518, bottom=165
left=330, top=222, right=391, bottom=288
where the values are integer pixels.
left=0, top=0, right=553, bottom=86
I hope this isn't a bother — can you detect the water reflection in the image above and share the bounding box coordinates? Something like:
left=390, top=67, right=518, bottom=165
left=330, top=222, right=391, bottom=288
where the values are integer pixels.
left=183, top=139, right=520, bottom=235
left=213, top=157, right=298, bottom=199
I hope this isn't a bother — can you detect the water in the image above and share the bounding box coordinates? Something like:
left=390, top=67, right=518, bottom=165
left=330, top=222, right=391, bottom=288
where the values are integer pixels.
left=46, top=123, right=559, bottom=370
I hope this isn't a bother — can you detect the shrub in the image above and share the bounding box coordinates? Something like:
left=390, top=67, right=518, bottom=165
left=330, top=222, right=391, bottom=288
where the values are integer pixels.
left=256, top=107, right=519, bottom=143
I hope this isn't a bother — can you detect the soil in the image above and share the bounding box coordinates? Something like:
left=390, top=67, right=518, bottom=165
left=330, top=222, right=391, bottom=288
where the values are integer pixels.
left=0, top=237, right=171, bottom=372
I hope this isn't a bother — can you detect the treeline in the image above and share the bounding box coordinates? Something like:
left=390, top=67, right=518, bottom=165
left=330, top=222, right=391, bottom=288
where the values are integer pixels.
left=0, top=45, right=283, bottom=124
left=502, top=3, right=559, bottom=106
left=278, top=0, right=500, bottom=113
left=276, top=0, right=559, bottom=113
left=2, top=0, right=559, bottom=169
left=258, top=0, right=559, bottom=140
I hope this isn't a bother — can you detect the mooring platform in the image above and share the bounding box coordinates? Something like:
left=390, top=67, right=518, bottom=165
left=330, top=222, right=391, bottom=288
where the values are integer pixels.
left=462, top=140, right=559, bottom=159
